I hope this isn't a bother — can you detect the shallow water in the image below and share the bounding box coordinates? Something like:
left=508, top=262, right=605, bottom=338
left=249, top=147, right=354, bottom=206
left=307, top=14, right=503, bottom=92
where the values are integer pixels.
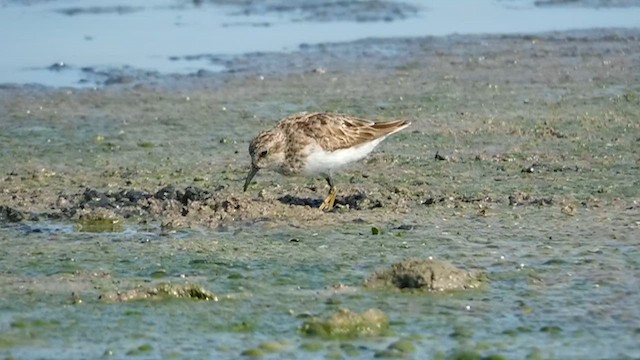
left=1, top=204, right=639, bottom=359
left=1, top=0, right=640, bottom=86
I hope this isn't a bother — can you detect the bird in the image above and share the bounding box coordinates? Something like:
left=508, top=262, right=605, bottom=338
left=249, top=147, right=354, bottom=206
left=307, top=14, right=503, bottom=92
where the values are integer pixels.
left=243, top=112, right=411, bottom=210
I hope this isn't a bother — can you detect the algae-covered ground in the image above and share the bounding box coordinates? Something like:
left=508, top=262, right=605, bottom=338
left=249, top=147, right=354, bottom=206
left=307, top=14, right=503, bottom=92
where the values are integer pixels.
left=1, top=28, right=639, bottom=359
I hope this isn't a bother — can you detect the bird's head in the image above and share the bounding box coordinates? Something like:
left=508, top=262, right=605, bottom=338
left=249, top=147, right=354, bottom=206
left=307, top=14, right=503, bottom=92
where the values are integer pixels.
left=243, top=129, right=285, bottom=192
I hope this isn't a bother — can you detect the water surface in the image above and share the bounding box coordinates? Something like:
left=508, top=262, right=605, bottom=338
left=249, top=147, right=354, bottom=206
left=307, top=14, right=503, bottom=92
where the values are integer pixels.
left=1, top=0, right=639, bottom=86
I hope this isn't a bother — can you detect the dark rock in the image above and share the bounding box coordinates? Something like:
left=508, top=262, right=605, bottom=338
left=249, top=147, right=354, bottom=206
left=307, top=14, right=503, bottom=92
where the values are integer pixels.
left=154, top=186, right=177, bottom=200
left=522, top=165, right=536, bottom=173
left=0, top=206, right=24, bottom=223
left=82, top=188, right=113, bottom=208
left=117, top=189, right=150, bottom=204
left=179, top=186, right=212, bottom=205
left=340, top=192, right=369, bottom=210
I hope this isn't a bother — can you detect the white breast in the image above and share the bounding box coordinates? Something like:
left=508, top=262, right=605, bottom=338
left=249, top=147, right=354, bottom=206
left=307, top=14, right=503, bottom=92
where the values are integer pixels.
left=303, top=137, right=386, bottom=175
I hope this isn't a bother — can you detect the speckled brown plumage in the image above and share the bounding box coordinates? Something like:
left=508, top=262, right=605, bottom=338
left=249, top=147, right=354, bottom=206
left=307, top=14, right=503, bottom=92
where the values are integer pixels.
left=244, top=111, right=411, bottom=210
left=280, top=112, right=408, bottom=152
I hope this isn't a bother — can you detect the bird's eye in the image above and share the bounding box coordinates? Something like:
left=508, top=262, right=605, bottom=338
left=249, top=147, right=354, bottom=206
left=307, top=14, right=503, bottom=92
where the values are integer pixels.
left=259, top=150, right=268, bottom=158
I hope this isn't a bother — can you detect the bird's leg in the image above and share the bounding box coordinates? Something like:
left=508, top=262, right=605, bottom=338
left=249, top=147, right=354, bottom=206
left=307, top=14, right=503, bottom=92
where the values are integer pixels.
left=319, top=174, right=337, bottom=211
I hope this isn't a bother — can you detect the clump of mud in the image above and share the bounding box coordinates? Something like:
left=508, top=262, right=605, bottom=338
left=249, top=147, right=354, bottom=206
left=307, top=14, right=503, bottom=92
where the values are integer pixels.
left=100, top=282, right=218, bottom=302
left=40, top=181, right=393, bottom=229
left=365, top=259, right=486, bottom=291
left=57, top=185, right=256, bottom=229
left=0, top=205, right=24, bottom=223
left=300, top=308, right=389, bottom=339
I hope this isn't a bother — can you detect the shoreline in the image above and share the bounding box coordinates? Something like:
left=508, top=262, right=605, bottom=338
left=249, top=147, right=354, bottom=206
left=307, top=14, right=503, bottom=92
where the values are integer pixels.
left=0, top=27, right=638, bottom=91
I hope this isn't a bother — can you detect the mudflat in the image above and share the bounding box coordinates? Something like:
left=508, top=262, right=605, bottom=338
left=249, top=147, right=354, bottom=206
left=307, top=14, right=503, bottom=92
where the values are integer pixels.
left=0, top=28, right=639, bottom=359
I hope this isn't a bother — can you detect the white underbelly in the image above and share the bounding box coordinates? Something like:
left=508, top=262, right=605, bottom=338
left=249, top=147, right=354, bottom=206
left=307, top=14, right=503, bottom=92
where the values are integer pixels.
left=303, top=137, right=385, bottom=175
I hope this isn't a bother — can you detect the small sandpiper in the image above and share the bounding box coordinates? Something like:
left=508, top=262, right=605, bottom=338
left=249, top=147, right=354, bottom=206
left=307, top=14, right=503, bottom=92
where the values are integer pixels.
left=244, top=112, right=411, bottom=210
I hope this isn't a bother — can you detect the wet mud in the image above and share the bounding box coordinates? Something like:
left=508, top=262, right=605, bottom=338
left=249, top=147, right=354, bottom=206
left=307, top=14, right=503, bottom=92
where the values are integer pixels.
left=100, top=282, right=218, bottom=302
left=365, top=258, right=486, bottom=291
left=1, top=27, right=639, bottom=359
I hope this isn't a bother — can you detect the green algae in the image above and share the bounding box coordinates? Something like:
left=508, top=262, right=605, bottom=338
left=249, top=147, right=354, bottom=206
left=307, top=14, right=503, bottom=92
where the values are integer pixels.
left=451, top=325, right=474, bottom=340
left=339, top=343, right=359, bottom=357
left=449, top=350, right=509, bottom=360
left=450, top=350, right=483, bottom=360
left=388, top=339, right=416, bottom=353
left=241, top=342, right=287, bottom=358
left=0, top=334, right=23, bottom=349
left=375, top=339, right=417, bottom=358
left=241, top=348, right=264, bottom=357
left=485, top=355, right=508, bottom=360
left=301, top=308, right=389, bottom=339
left=100, top=283, right=218, bottom=302
left=76, top=208, right=125, bottom=233
left=76, top=217, right=124, bottom=233
left=258, top=341, right=286, bottom=353
left=223, top=321, right=257, bottom=333
left=300, top=341, right=324, bottom=352
left=149, top=270, right=168, bottom=279
left=126, top=343, right=153, bottom=356
left=502, top=327, right=533, bottom=337
left=539, top=326, right=562, bottom=335
left=10, top=319, right=60, bottom=329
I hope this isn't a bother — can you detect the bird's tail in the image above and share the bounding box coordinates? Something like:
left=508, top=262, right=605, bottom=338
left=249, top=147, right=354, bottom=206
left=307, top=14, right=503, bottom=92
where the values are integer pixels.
left=372, top=119, right=411, bottom=136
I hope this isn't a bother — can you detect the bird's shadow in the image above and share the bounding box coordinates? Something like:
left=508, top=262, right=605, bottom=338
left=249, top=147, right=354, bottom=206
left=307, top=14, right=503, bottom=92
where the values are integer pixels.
left=278, top=192, right=368, bottom=210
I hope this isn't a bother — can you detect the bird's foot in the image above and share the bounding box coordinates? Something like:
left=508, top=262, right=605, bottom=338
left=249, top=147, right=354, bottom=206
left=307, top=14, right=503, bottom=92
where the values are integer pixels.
left=319, top=188, right=337, bottom=211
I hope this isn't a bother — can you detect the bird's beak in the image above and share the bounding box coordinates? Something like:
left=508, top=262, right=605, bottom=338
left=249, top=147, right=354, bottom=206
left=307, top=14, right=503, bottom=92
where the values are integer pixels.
left=243, top=165, right=259, bottom=192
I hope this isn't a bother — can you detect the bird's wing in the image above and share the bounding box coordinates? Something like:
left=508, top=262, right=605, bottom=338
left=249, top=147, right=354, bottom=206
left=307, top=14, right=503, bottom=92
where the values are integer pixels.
left=285, top=112, right=410, bottom=152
